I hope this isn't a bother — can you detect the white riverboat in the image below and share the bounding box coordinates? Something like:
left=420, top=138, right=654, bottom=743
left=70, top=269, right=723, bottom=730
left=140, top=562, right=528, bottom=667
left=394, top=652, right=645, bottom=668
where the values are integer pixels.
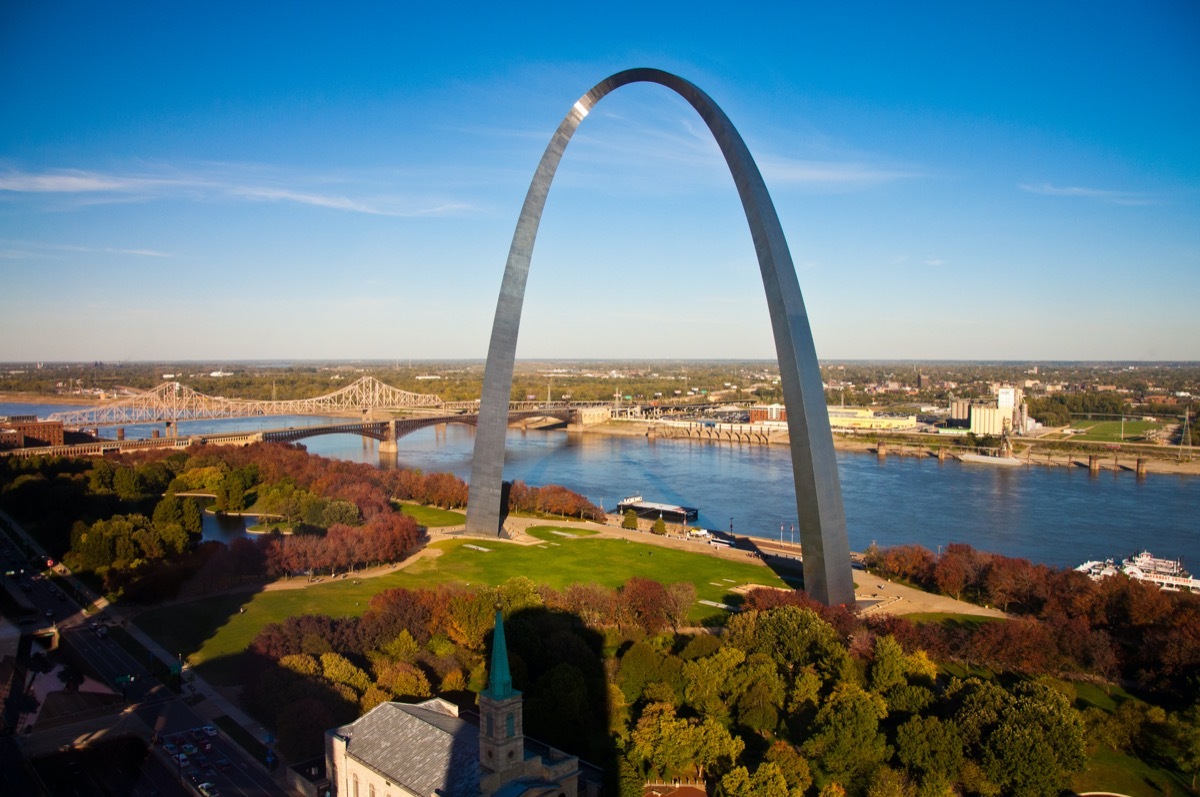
left=1076, top=550, right=1200, bottom=593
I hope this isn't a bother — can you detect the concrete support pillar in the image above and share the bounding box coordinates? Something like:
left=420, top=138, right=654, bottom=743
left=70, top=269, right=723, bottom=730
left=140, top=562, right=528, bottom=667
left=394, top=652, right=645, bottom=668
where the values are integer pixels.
left=116, top=427, right=125, bottom=441
left=1088, top=455, right=1100, bottom=472
left=1136, top=457, right=1147, bottom=478
left=937, top=446, right=945, bottom=462
left=876, top=442, right=887, bottom=458
left=379, top=419, right=399, bottom=454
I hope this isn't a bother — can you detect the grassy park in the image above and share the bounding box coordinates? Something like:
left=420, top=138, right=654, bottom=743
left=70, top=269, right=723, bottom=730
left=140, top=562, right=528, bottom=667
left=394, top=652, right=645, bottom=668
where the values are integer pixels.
left=1060, top=418, right=1165, bottom=442
left=135, top=526, right=785, bottom=685
left=397, top=502, right=465, bottom=527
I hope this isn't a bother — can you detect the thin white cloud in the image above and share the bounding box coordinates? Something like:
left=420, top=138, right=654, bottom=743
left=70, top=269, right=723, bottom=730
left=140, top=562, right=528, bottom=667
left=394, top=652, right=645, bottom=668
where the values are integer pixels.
left=0, top=166, right=474, bottom=217
left=0, top=171, right=148, bottom=192
left=1018, top=182, right=1157, bottom=206
left=0, top=239, right=172, bottom=259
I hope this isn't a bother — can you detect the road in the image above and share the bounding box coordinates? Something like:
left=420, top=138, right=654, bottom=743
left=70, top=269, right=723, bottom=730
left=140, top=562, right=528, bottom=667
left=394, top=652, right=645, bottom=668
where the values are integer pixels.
left=2, top=514, right=288, bottom=796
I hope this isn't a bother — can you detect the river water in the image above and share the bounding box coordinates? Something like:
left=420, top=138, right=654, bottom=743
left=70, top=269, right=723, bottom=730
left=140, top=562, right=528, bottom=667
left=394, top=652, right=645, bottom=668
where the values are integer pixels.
left=5, top=403, right=1197, bottom=569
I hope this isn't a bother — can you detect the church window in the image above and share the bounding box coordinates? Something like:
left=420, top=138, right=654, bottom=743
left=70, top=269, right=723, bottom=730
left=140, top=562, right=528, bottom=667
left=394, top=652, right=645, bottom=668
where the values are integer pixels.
left=369, top=786, right=376, bottom=797
left=352, top=775, right=359, bottom=797
left=506, top=712, right=514, bottom=737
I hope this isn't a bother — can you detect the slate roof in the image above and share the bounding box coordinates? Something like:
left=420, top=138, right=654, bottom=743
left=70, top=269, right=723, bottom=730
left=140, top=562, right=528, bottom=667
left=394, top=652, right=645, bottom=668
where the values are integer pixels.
left=332, top=698, right=480, bottom=796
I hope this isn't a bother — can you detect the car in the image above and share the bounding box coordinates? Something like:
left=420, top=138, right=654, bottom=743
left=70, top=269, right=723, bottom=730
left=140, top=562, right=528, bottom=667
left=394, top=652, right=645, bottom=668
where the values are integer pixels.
left=181, top=743, right=198, bottom=756
left=172, top=753, right=189, bottom=768
left=192, top=753, right=209, bottom=769
left=162, top=743, right=179, bottom=756
left=95, top=626, right=107, bottom=638
left=202, top=724, right=219, bottom=737
left=199, top=740, right=213, bottom=753
left=198, top=783, right=221, bottom=797
left=190, top=728, right=207, bottom=741
left=214, top=757, right=231, bottom=771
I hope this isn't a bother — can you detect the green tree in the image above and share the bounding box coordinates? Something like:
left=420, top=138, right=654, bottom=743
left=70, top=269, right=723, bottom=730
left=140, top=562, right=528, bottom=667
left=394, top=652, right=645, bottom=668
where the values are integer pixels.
left=320, top=652, right=372, bottom=695
left=733, top=652, right=786, bottom=733
left=622, top=509, right=639, bottom=530
left=895, top=715, right=963, bottom=783
left=866, top=767, right=916, bottom=797
left=950, top=678, right=1085, bottom=797
left=112, top=466, right=142, bottom=499
left=630, top=702, right=694, bottom=779
left=180, top=497, right=202, bottom=536
left=727, top=607, right=851, bottom=683
left=652, top=516, right=667, bottom=535
left=683, top=646, right=746, bottom=719
left=1170, top=704, right=1200, bottom=790
left=764, top=741, right=812, bottom=794
left=801, top=683, right=889, bottom=789
left=152, top=494, right=184, bottom=530
left=689, top=716, right=744, bottom=780
left=869, top=635, right=908, bottom=696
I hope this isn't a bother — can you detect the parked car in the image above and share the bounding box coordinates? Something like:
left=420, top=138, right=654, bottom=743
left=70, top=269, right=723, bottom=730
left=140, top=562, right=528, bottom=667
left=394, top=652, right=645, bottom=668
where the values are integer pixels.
left=202, top=724, right=219, bottom=737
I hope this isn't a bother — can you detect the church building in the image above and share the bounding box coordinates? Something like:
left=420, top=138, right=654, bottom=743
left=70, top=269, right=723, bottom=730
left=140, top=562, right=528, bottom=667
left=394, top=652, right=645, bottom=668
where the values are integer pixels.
left=325, top=607, right=598, bottom=797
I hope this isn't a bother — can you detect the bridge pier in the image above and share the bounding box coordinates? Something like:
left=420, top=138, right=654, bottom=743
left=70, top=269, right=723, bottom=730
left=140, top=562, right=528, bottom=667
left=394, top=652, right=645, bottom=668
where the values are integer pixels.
left=379, top=419, right=399, bottom=453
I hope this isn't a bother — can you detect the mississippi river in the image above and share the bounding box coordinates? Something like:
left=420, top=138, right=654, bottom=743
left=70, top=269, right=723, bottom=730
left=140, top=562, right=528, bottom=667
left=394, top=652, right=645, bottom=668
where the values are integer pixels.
left=4, top=402, right=1196, bottom=569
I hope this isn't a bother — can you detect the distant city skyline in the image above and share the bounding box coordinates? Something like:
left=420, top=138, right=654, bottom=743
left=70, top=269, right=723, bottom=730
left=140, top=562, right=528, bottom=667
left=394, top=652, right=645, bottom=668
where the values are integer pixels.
left=2, top=2, right=1198, bottom=362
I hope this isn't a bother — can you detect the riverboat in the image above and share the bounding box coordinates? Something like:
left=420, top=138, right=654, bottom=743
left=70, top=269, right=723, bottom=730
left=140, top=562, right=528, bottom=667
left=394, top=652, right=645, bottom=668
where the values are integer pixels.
left=616, top=494, right=698, bottom=524
left=959, top=453, right=1024, bottom=467
left=1075, top=550, right=1200, bottom=593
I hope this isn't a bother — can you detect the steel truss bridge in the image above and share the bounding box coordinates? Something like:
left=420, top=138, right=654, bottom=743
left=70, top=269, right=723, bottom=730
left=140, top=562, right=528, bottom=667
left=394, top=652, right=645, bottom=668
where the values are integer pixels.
left=7, top=409, right=578, bottom=459
left=47, top=377, right=454, bottom=427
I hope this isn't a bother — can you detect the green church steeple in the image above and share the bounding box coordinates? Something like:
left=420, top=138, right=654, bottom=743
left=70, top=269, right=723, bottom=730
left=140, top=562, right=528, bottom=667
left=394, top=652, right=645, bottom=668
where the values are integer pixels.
left=482, top=604, right=517, bottom=700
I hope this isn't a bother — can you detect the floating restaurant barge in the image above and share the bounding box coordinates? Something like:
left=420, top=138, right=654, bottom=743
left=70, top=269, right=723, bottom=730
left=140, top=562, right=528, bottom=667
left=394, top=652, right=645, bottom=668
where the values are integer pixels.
left=616, top=494, right=699, bottom=524
left=1076, top=550, right=1200, bottom=593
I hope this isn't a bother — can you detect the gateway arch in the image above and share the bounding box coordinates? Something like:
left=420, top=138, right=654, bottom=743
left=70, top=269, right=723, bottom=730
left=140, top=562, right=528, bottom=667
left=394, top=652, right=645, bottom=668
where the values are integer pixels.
left=465, top=68, right=854, bottom=606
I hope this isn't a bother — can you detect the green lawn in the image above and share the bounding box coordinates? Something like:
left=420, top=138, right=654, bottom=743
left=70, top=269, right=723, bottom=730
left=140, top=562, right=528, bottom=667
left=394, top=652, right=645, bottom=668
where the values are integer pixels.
left=524, top=525, right=599, bottom=541
left=135, top=530, right=785, bottom=685
left=904, top=612, right=1002, bottom=628
left=397, top=503, right=466, bottom=527
left=1073, top=745, right=1192, bottom=796
left=1067, top=419, right=1163, bottom=442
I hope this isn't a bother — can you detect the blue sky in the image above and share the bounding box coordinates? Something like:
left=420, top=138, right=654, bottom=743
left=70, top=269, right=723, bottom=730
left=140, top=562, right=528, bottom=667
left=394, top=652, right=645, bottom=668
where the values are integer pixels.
left=2, top=1, right=1197, bottom=362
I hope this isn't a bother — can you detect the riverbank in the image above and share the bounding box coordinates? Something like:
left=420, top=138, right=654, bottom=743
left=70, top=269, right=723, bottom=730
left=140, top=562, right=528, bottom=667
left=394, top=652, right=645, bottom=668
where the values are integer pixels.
left=0, top=391, right=97, bottom=406
left=586, top=419, right=1200, bottom=477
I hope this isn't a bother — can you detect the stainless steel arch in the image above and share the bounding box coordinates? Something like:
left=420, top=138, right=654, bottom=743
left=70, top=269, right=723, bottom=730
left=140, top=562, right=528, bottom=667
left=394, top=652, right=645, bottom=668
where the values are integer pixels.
left=465, top=68, right=854, bottom=605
